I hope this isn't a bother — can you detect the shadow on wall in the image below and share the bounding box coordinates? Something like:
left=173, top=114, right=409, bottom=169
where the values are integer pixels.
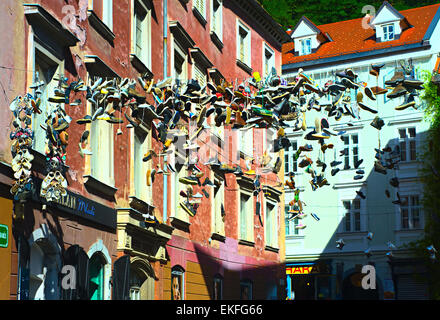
left=193, top=243, right=285, bottom=300
left=293, top=130, right=430, bottom=300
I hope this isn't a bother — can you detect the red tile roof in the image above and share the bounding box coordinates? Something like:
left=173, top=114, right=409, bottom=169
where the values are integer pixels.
left=282, top=3, right=440, bottom=66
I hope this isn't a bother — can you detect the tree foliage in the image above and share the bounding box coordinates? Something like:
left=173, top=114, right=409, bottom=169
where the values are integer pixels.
left=257, top=0, right=440, bottom=29
left=404, top=71, right=440, bottom=299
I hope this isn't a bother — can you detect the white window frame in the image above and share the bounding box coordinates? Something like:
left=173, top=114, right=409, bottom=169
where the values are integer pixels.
left=236, top=19, right=251, bottom=67
left=102, top=0, right=113, bottom=31
left=342, top=199, right=361, bottom=232
left=89, top=75, right=115, bottom=188
left=300, top=37, right=312, bottom=55
left=132, top=0, right=152, bottom=69
left=192, top=62, right=207, bottom=89
left=193, top=0, right=207, bottom=20
left=170, top=161, right=190, bottom=223
left=238, top=128, right=253, bottom=158
left=399, top=194, right=422, bottom=230
left=239, top=189, right=253, bottom=243
left=132, top=129, right=152, bottom=202
left=382, top=23, right=394, bottom=41
left=398, top=127, right=417, bottom=162
left=210, top=0, right=223, bottom=41
left=211, top=175, right=225, bottom=236
left=342, top=133, right=359, bottom=170
left=32, top=43, right=64, bottom=154
left=284, top=140, right=298, bottom=175
left=285, top=204, right=304, bottom=236
left=172, top=42, right=188, bottom=84
left=265, top=198, right=278, bottom=248
left=262, top=42, right=275, bottom=78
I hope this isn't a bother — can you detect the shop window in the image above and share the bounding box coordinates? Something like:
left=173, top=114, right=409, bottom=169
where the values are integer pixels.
left=88, top=253, right=105, bottom=300
left=240, top=280, right=252, bottom=300
left=171, top=266, right=185, bottom=300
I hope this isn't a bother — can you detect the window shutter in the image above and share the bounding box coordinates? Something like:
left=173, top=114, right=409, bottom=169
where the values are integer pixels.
left=112, top=255, right=131, bottom=300
left=62, top=245, right=89, bottom=300
left=194, top=64, right=206, bottom=88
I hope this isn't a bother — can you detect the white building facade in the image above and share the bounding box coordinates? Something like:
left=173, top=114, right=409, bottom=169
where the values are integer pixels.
left=282, top=2, right=440, bottom=300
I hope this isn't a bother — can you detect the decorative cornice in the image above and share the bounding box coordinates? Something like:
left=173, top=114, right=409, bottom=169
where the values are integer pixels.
left=84, top=55, right=120, bottom=78
left=83, top=175, right=117, bottom=198
left=169, top=20, right=196, bottom=50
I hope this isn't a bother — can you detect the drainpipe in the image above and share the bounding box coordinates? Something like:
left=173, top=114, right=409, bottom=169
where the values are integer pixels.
left=162, top=0, right=168, bottom=223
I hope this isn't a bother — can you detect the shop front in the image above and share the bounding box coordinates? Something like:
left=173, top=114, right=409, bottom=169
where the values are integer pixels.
left=286, top=261, right=333, bottom=300
left=0, top=196, right=13, bottom=300
left=13, top=186, right=118, bottom=300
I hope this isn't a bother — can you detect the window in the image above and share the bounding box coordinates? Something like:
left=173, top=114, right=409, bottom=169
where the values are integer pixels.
left=265, top=201, right=278, bottom=248
left=211, top=0, right=223, bottom=40
left=32, top=46, right=63, bottom=154
left=342, top=134, right=359, bottom=169
left=193, top=63, right=207, bottom=89
left=89, top=253, right=105, bottom=300
left=212, top=177, right=225, bottom=236
left=173, top=44, right=188, bottom=84
left=399, top=128, right=416, bottom=162
left=171, top=266, right=185, bottom=300
left=129, top=271, right=142, bottom=300
left=343, top=199, right=361, bottom=232
left=284, top=141, right=298, bottom=175
left=90, top=76, right=115, bottom=187
left=193, top=0, right=206, bottom=19
left=239, top=192, right=253, bottom=242
left=133, top=129, right=152, bottom=201
left=102, top=0, right=113, bottom=30
left=400, top=195, right=421, bottom=229
left=238, top=128, right=253, bottom=158
left=382, top=24, right=394, bottom=41
left=213, top=275, right=223, bottom=300
left=263, top=43, right=275, bottom=78
left=240, top=280, right=252, bottom=300
left=285, top=205, right=303, bottom=236
left=300, top=38, right=311, bottom=55
left=237, top=20, right=251, bottom=67
left=132, top=0, right=151, bottom=68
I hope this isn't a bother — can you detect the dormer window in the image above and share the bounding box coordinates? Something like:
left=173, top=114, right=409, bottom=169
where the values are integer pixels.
left=382, top=23, right=395, bottom=41
left=300, top=38, right=311, bottom=55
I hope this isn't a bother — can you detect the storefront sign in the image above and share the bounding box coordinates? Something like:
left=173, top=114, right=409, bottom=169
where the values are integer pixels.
left=49, top=190, right=116, bottom=229
left=32, top=181, right=116, bottom=229
left=286, top=263, right=330, bottom=275
left=0, top=224, right=8, bottom=248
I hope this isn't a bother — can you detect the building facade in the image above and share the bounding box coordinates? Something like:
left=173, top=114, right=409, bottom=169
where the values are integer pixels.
left=0, top=0, right=289, bottom=300
left=282, top=1, right=440, bottom=300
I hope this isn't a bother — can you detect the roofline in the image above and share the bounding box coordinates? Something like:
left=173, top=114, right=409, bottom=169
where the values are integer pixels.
left=291, top=16, right=322, bottom=36
left=370, top=1, right=405, bottom=25
left=282, top=41, right=431, bottom=73
left=423, top=4, right=440, bottom=40
left=229, top=0, right=292, bottom=45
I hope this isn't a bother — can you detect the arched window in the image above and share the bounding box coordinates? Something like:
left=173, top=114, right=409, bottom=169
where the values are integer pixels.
left=171, top=265, right=185, bottom=300
left=240, top=279, right=253, bottom=300
left=129, top=258, right=156, bottom=300
left=88, top=253, right=105, bottom=300
left=129, top=270, right=142, bottom=300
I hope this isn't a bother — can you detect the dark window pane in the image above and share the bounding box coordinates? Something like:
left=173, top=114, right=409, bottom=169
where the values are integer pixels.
left=401, top=208, right=409, bottom=229
left=352, top=134, right=358, bottom=144
left=412, top=208, right=420, bottom=228
left=354, top=211, right=361, bottom=231
left=409, top=140, right=416, bottom=160
left=399, top=129, right=407, bottom=139
left=353, top=199, right=360, bottom=210
left=285, top=154, right=289, bottom=173
left=408, top=128, right=416, bottom=138
left=353, top=147, right=358, bottom=164
left=400, top=141, right=407, bottom=161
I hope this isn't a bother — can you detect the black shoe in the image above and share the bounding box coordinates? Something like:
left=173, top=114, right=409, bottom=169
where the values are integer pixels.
left=374, top=161, right=387, bottom=175
left=331, top=168, right=340, bottom=176
left=202, top=189, right=210, bottom=198
left=330, top=160, right=342, bottom=167
left=389, top=177, right=399, bottom=188
left=356, top=191, right=366, bottom=199
left=353, top=175, right=363, bottom=180
left=202, top=177, right=215, bottom=187
left=354, top=159, right=363, bottom=169
left=180, top=201, right=197, bottom=217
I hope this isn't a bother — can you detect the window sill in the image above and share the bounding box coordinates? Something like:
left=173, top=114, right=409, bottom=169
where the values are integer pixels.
left=238, top=239, right=255, bottom=247
left=286, top=235, right=305, bottom=239
left=211, top=232, right=226, bottom=242
left=394, top=228, right=424, bottom=233
left=130, top=54, right=154, bottom=79
left=83, top=174, right=117, bottom=198
left=210, top=31, right=224, bottom=51
left=170, top=216, right=191, bottom=232
left=265, top=245, right=279, bottom=253
left=192, top=7, right=207, bottom=27
left=87, top=10, right=115, bottom=44
left=236, top=59, right=253, bottom=75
